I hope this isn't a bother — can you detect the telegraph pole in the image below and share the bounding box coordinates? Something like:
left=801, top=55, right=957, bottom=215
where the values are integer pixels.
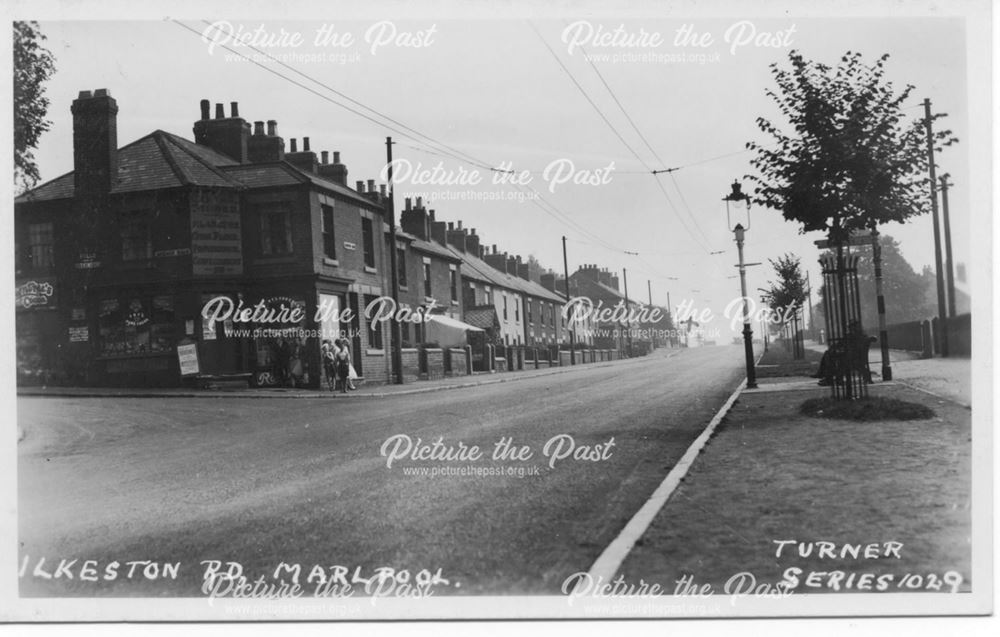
left=562, top=236, right=575, bottom=365
left=940, top=175, right=957, bottom=317
left=667, top=291, right=673, bottom=347
left=923, top=98, right=948, bottom=357
left=385, top=137, right=404, bottom=384
left=622, top=268, right=632, bottom=357
left=647, top=279, right=655, bottom=350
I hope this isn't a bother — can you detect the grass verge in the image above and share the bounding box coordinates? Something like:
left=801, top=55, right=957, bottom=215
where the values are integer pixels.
left=800, top=396, right=935, bottom=421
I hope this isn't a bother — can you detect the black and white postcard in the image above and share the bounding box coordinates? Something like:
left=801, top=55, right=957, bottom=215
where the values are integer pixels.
left=1, top=0, right=994, bottom=630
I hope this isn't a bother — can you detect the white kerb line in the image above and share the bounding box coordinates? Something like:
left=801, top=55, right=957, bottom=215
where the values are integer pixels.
left=574, top=377, right=748, bottom=592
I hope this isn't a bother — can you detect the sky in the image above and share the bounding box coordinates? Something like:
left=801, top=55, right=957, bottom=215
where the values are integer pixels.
left=21, top=2, right=987, bottom=341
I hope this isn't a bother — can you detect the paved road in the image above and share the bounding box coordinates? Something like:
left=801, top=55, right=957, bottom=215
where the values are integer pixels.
left=18, top=345, right=746, bottom=597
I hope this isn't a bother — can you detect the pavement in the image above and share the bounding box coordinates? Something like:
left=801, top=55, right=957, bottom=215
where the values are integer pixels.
left=16, top=347, right=679, bottom=399
left=614, top=344, right=974, bottom=596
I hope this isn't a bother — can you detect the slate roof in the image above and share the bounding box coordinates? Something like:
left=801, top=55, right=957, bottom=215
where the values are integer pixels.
left=15, top=129, right=377, bottom=209
left=445, top=246, right=565, bottom=304
left=15, top=130, right=242, bottom=204
left=394, top=230, right=462, bottom=262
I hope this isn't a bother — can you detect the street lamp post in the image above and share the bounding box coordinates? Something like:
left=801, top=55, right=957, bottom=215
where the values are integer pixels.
left=724, top=180, right=757, bottom=389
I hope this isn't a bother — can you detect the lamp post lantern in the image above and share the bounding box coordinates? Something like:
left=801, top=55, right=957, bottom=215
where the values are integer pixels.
left=724, top=180, right=757, bottom=389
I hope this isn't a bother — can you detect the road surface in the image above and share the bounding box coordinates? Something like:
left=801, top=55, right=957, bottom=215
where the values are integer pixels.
left=18, top=345, right=746, bottom=597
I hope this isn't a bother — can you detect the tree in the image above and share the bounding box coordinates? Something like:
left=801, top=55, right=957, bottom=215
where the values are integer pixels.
left=14, top=21, right=56, bottom=193
left=747, top=50, right=956, bottom=244
left=760, top=253, right=807, bottom=327
left=815, top=234, right=932, bottom=331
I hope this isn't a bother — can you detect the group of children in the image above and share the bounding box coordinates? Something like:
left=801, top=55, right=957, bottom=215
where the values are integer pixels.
left=321, top=338, right=358, bottom=393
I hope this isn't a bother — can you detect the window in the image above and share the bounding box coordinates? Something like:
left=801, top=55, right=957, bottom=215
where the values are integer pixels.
left=449, top=266, right=458, bottom=303
left=321, top=204, right=336, bottom=259
left=366, top=294, right=384, bottom=349
left=28, top=222, right=54, bottom=269
left=423, top=259, right=432, bottom=297
left=260, top=208, right=292, bottom=255
left=397, top=247, right=407, bottom=287
left=361, top=217, right=375, bottom=268
left=514, top=298, right=520, bottom=322
left=503, top=295, right=508, bottom=320
left=484, top=286, right=491, bottom=306
left=400, top=321, right=410, bottom=346
left=528, top=302, right=534, bottom=325
left=98, top=294, right=175, bottom=356
left=121, top=214, right=152, bottom=261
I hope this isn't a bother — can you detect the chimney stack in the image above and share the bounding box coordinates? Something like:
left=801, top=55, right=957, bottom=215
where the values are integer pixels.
left=194, top=97, right=250, bottom=162
left=72, top=88, right=119, bottom=197
left=248, top=118, right=284, bottom=162
left=318, top=150, right=349, bottom=184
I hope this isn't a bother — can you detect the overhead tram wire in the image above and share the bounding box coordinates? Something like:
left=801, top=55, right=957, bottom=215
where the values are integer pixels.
left=529, top=22, right=716, bottom=256
left=195, top=20, right=499, bottom=172
left=171, top=19, right=495, bottom=171
left=174, top=19, right=723, bottom=260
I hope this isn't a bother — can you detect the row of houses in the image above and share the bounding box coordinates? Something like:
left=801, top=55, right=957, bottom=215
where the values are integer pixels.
left=14, top=89, right=673, bottom=388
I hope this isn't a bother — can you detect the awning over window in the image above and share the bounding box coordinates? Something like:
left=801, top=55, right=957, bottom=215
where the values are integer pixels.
left=424, top=314, right=484, bottom=348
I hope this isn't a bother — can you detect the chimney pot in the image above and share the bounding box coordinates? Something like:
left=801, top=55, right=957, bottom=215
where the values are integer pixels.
left=333, top=151, right=341, bottom=164
left=448, top=222, right=454, bottom=231
left=267, top=120, right=277, bottom=136
left=289, top=138, right=297, bottom=153
left=303, top=137, right=310, bottom=151
left=215, top=103, right=225, bottom=119
left=416, top=196, right=423, bottom=209
left=380, top=184, right=386, bottom=196
left=253, top=121, right=265, bottom=135
left=367, top=178, right=376, bottom=192
left=492, top=245, right=497, bottom=254
left=356, top=180, right=365, bottom=192
left=321, top=150, right=329, bottom=164
left=471, top=228, right=476, bottom=235
left=230, top=101, right=239, bottom=118
left=200, top=99, right=211, bottom=120
left=457, top=220, right=463, bottom=229
left=429, top=210, right=435, bottom=221
left=405, top=197, right=412, bottom=210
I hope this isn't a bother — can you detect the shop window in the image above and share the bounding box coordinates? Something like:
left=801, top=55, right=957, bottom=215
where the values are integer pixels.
left=98, top=295, right=175, bottom=356
left=28, top=222, right=54, bottom=269
left=321, top=204, right=336, bottom=259
left=362, top=217, right=376, bottom=268
left=260, top=208, right=292, bottom=255
left=121, top=213, right=152, bottom=261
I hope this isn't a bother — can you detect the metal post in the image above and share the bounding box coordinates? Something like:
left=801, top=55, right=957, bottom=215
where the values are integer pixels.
left=735, top=225, right=757, bottom=388
left=923, top=98, right=949, bottom=357
left=806, top=271, right=815, bottom=341
left=871, top=227, right=892, bottom=380
left=385, top=137, right=404, bottom=384
left=562, top=236, right=575, bottom=365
